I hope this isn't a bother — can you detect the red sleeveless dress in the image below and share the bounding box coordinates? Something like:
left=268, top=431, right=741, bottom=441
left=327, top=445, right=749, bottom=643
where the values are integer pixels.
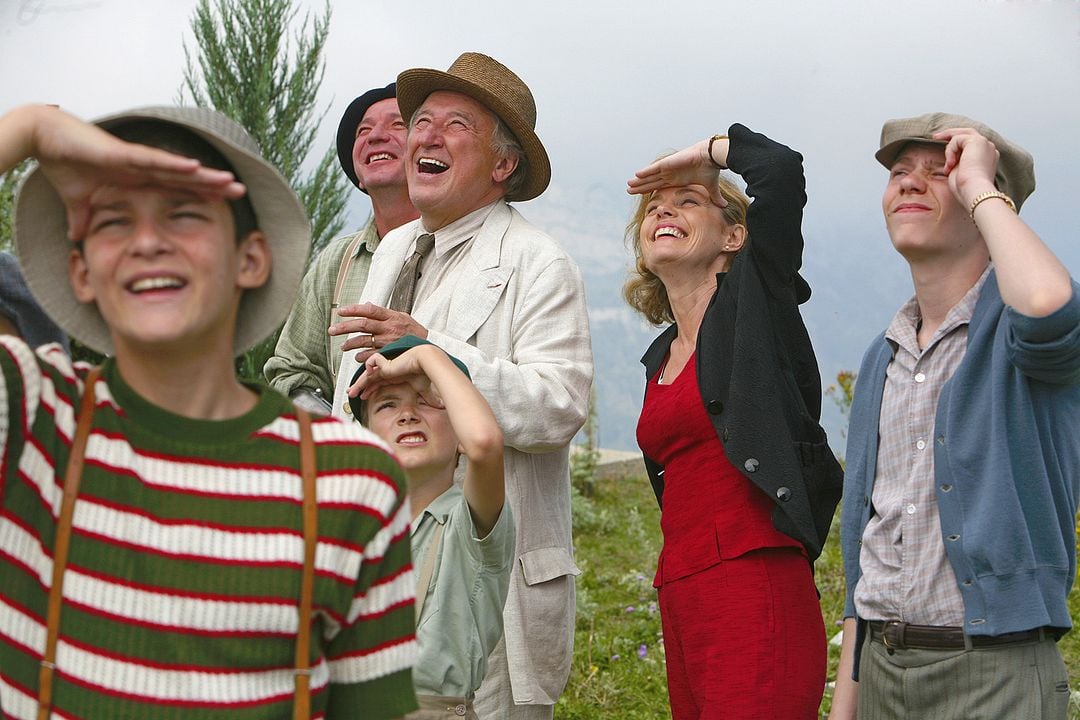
left=637, top=354, right=825, bottom=719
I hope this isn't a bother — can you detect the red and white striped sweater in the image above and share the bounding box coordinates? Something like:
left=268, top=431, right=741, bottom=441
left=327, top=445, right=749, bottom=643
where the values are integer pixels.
left=0, top=338, right=418, bottom=719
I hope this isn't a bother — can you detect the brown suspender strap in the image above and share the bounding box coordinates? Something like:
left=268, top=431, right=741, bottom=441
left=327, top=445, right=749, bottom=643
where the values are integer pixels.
left=329, top=232, right=369, bottom=379
left=293, top=409, right=318, bottom=720
left=330, top=231, right=368, bottom=310
left=36, top=380, right=317, bottom=719
left=37, top=367, right=100, bottom=720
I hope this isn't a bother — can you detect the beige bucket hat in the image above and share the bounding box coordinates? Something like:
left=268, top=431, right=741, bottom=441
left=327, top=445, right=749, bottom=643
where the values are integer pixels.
left=396, top=52, right=551, bottom=202
left=15, top=105, right=311, bottom=356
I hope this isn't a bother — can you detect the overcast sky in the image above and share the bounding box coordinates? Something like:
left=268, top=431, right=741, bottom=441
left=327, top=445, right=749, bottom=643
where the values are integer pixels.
left=2, top=0, right=1078, bottom=448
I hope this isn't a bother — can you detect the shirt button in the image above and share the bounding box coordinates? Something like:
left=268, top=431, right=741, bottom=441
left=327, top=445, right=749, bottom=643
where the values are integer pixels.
left=906, top=504, right=916, bottom=515
left=940, top=484, right=953, bottom=492
left=914, top=372, right=926, bottom=383
left=744, top=458, right=759, bottom=473
left=454, top=704, right=467, bottom=716
left=342, top=402, right=352, bottom=416
left=776, top=486, right=791, bottom=502
left=706, top=399, right=724, bottom=415
left=916, top=439, right=927, bottom=450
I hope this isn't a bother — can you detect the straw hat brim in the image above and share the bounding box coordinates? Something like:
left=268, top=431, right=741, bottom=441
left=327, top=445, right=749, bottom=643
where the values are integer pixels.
left=396, top=69, right=551, bottom=202
left=15, top=106, right=311, bottom=357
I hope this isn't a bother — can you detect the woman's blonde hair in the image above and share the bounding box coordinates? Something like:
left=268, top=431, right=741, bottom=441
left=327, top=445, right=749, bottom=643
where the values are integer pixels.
left=622, top=169, right=749, bottom=325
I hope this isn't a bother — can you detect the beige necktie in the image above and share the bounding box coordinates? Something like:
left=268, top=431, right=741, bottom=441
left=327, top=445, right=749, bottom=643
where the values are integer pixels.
left=388, top=233, right=436, bottom=313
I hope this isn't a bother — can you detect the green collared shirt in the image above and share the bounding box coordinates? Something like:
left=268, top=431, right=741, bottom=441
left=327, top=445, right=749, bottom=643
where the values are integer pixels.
left=411, top=485, right=514, bottom=697
left=265, top=219, right=380, bottom=398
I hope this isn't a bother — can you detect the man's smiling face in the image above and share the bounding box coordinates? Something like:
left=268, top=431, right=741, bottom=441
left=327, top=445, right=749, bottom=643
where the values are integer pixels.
left=352, top=98, right=409, bottom=192
left=69, top=185, right=268, bottom=356
left=405, top=91, right=517, bottom=231
left=883, top=142, right=979, bottom=261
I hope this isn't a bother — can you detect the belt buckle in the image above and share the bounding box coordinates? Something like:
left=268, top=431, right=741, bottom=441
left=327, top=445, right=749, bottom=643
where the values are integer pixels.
left=881, top=620, right=906, bottom=650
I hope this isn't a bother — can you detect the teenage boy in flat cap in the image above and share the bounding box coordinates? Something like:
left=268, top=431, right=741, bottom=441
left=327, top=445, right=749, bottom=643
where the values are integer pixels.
left=266, top=82, right=419, bottom=412
left=0, top=103, right=417, bottom=719
left=831, top=113, right=1080, bottom=719
left=330, top=53, right=593, bottom=719
left=351, top=336, right=513, bottom=720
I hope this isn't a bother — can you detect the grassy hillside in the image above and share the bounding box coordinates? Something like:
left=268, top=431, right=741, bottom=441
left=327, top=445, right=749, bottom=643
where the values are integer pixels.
left=558, top=469, right=1080, bottom=718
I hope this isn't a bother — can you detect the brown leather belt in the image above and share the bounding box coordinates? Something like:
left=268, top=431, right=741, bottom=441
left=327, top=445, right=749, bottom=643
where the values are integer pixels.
left=867, top=621, right=1049, bottom=651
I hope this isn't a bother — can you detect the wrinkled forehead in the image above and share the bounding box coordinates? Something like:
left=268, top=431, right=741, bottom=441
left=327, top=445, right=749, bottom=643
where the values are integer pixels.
left=360, top=97, right=403, bottom=125
left=890, top=141, right=947, bottom=169
left=646, top=184, right=712, bottom=203
left=415, top=90, right=495, bottom=124
left=87, top=184, right=208, bottom=208
left=367, top=380, right=415, bottom=403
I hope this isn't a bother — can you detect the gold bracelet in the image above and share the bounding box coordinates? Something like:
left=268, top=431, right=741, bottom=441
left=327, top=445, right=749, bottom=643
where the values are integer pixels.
left=968, top=190, right=1017, bottom=221
left=707, top=134, right=728, bottom=169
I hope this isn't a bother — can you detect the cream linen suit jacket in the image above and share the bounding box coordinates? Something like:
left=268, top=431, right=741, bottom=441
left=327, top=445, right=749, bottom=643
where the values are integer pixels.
left=332, top=201, right=593, bottom=704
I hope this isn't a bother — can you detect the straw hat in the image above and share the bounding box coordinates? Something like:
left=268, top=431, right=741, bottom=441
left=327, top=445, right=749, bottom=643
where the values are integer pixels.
left=15, top=105, right=311, bottom=356
left=396, top=52, right=551, bottom=202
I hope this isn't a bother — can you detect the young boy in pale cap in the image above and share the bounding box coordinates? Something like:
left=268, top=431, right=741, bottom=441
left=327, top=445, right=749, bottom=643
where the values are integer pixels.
left=0, top=104, right=417, bottom=719
left=832, top=113, right=1080, bottom=719
left=350, top=335, right=514, bottom=720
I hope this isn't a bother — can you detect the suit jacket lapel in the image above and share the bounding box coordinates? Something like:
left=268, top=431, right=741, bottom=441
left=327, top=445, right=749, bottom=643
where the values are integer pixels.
left=445, top=203, right=514, bottom=342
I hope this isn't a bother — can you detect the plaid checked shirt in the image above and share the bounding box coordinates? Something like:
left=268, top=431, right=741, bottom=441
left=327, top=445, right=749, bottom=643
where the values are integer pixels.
left=854, top=268, right=991, bottom=626
left=265, top=218, right=380, bottom=398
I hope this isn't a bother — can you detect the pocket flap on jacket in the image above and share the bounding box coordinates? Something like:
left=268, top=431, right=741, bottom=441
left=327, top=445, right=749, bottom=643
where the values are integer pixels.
left=519, top=547, right=582, bottom=585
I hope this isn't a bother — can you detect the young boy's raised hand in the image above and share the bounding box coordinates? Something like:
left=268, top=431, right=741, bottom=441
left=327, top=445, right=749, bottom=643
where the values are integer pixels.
left=1, top=104, right=246, bottom=239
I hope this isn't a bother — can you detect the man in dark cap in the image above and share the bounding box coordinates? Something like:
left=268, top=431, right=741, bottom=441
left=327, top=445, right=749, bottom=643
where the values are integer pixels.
left=265, top=82, right=418, bottom=411
left=331, top=53, right=593, bottom=719
left=833, top=113, right=1080, bottom=719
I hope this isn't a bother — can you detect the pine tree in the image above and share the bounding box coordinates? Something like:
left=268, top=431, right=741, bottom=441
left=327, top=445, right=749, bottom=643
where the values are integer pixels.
left=0, top=160, right=30, bottom=253
left=180, top=0, right=349, bottom=380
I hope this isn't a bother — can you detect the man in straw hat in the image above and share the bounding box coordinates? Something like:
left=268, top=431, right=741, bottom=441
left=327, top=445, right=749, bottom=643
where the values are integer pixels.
left=266, top=82, right=419, bottom=412
left=329, top=52, right=593, bottom=718
left=0, top=103, right=418, bottom=719
left=831, top=113, right=1080, bottom=719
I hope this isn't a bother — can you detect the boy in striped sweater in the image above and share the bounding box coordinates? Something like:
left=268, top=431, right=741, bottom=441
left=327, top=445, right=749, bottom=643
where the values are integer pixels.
left=0, top=104, right=418, bottom=719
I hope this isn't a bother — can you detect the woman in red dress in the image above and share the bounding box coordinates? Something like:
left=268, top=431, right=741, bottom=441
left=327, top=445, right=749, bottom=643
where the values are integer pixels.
left=625, top=125, right=844, bottom=719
